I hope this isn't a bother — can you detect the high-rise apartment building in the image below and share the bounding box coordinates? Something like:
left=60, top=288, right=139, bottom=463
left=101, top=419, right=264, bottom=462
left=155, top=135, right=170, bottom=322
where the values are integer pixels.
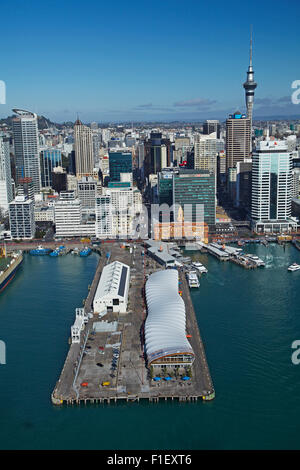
left=9, top=195, right=35, bottom=239
left=12, top=109, right=41, bottom=193
left=251, top=138, right=294, bottom=232
left=0, top=136, right=13, bottom=214
left=226, top=112, right=251, bottom=171
left=292, top=168, right=300, bottom=198
left=74, top=119, right=94, bottom=178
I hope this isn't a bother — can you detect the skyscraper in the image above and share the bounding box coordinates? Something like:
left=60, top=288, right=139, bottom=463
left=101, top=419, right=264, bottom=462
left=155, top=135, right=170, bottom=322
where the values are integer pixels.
left=143, top=132, right=171, bottom=177
left=194, top=132, right=217, bottom=173
left=251, top=137, right=294, bottom=232
left=9, top=195, right=35, bottom=239
left=74, top=119, right=93, bottom=178
left=12, top=109, right=41, bottom=193
left=236, top=160, right=252, bottom=213
left=243, top=28, right=257, bottom=151
left=109, top=150, right=132, bottom=182
left=226, top=111, right=251, bottom=171
left=0, top=136, right=13, bottom=214
left=203, top=120, right=220, bottom=139
left=51, top=167, right=67, bottom=193
left=17, top=177, right=34, bottom=201
left=173, top=169, right=216, bottom=227
left=40, top=148, right=62, bottom=187
left=173, top=137, right=191, bottom=165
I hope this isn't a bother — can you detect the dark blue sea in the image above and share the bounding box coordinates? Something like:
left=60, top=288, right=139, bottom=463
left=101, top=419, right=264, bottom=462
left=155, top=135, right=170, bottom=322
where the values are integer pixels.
left=0, top=245, right=300, bottom=450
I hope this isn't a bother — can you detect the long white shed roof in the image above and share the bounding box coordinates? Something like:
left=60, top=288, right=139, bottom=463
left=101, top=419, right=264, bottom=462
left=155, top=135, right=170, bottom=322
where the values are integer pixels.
left=94, top=260, right=130, bottom=301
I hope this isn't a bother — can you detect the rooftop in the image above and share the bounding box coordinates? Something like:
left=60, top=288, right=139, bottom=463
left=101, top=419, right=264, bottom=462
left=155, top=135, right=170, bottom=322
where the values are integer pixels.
left=145, top=270, right=194, bottom=365
left=94, top=260, right=130, bottom=300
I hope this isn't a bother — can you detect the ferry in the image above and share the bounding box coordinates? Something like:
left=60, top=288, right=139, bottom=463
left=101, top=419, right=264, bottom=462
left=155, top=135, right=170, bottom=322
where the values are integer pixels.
left=192, top=261, right=208, bottom=274
left=79, top=247, right=92, bottom=257
left=0, top=251, right=23, bottom=293
left=29, top=245, right=51, bottom=255
left=288, top=263, right=300, bottom=272
left=186, top=270, right=200, bottom=288
left=245, top=254, right=265, bottom=267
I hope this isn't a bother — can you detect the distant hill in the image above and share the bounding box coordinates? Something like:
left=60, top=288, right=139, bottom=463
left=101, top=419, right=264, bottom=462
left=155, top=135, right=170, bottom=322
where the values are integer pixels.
left=0, top=114, right=69, bottom=130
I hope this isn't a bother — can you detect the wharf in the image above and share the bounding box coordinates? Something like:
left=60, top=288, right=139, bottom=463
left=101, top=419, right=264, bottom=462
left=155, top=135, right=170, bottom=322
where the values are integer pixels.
left=51, top=242, right=215, bottom=405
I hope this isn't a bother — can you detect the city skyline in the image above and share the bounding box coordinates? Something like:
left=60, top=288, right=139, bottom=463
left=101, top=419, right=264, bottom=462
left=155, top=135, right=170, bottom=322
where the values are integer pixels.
left=0, top=0, right=300, bottom=122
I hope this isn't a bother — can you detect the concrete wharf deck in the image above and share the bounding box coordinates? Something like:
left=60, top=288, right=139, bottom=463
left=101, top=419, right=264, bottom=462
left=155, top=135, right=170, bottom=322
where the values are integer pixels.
left=51, top=242, right=215, bottom=405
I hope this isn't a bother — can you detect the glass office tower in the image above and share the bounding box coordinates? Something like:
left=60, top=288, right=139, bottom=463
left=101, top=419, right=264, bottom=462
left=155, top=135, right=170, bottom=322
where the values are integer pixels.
left=109, top=151, right=132, bottom=182
left=173, top=169, right=216, bottom=227
left=40, top=148, right=62, bottom=187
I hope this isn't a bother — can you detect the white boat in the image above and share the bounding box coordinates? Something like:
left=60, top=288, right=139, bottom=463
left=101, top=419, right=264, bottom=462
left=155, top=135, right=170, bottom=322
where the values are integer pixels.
left=186, top=270, right=200, bottom=288
left=288, top=263, right=300, bottom=272
left=245, top=254, right=265, bottom=267
left=192, top=261, right=208, bottom=274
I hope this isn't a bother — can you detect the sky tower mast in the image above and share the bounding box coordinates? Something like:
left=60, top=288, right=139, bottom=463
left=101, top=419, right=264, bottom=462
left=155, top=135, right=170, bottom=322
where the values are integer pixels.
left=243, top=27, right=257, bottom=152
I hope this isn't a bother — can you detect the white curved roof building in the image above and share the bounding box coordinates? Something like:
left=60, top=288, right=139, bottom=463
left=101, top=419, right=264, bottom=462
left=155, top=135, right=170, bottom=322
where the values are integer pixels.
left=145, top=269, right=194, bottom=366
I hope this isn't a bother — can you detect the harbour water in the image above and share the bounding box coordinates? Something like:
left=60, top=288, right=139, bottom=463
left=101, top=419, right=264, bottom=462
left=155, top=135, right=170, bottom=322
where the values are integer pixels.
left=1, top=245, right=300, bottom=449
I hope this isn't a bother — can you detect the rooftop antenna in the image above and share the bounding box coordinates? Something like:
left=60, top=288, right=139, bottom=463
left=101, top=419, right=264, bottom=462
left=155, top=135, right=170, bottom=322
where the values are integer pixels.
left=250, top=24, right=253, bottom=67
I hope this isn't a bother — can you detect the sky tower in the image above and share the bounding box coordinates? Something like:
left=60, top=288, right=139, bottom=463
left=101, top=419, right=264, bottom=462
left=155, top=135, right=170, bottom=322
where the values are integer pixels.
left=243, top=28, right=257, bottom=151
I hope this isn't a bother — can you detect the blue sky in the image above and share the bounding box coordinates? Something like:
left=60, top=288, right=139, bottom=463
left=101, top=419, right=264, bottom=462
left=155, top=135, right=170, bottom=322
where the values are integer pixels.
left=1, top=0, right=300, bottom=122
